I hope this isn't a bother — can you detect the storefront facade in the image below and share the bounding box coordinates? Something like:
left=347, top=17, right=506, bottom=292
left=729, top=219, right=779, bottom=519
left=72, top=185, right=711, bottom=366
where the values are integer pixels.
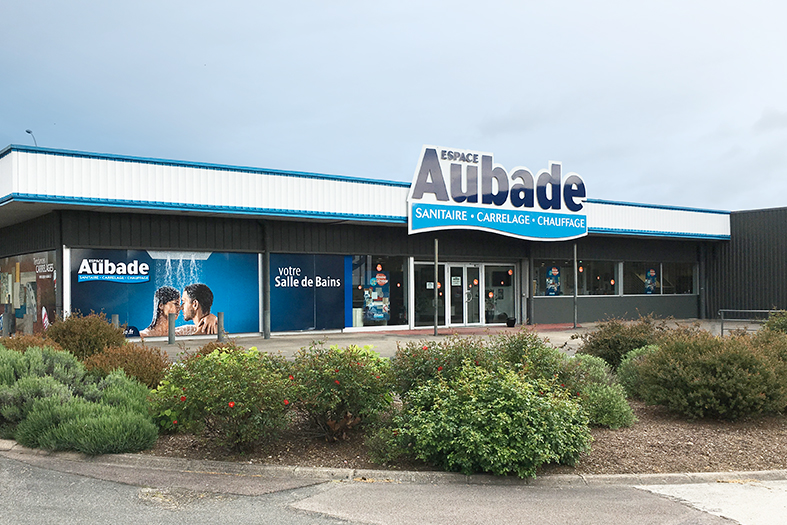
left=0, top=145, right=733, bottom=336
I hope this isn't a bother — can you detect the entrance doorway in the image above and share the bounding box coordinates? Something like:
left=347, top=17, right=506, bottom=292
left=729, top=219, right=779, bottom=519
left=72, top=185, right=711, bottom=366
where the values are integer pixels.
left=413, top=262, right=515, bottom=327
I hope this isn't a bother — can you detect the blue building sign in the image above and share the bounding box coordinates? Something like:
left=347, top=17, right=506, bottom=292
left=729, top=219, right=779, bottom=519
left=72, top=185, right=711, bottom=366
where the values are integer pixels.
left=407, top=146, right=588, bottom=241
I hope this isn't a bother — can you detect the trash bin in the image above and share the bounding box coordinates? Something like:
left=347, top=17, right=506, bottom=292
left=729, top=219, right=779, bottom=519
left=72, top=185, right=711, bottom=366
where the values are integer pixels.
left=506, top=317, right=516, bottom=327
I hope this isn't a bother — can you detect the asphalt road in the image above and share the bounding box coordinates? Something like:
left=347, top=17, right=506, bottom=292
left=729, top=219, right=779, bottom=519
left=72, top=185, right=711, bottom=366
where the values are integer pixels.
left=4, top=441, right=786, bottom=524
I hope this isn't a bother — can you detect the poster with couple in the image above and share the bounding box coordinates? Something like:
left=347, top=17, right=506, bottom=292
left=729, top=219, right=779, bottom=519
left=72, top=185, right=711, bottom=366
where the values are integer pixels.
left=69, top=249, right=259, bottom=336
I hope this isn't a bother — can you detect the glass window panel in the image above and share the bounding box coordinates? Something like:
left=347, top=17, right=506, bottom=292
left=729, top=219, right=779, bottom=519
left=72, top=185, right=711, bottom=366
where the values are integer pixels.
left=484, top=265, right=515, bottom=322
left=663, top=262, right=694, bottom=294
left=623, top=262, right=661, bottom=295
left=533, top=260, right=574, bottom=296
left=351, top=256, right=407, bottom=326
left=577, top=261, right=618, bottom=295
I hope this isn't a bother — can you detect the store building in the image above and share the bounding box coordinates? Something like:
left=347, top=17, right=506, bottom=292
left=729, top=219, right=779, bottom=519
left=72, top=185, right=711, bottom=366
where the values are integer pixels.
left=0, top=144, right=741, bottom=337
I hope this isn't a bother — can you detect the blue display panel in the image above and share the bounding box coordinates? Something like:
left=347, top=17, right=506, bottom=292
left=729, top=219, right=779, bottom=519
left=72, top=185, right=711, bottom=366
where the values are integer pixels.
left=270, top=254, right=346, bottom=331
left=70, top=249, right=259, bottom=335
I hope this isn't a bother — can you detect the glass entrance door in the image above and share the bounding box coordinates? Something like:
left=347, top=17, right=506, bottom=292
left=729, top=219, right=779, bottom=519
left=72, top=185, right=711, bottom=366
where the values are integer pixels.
left=448, top=265, right=481, bottom=326
left=413, top=262, right=513, bottom=327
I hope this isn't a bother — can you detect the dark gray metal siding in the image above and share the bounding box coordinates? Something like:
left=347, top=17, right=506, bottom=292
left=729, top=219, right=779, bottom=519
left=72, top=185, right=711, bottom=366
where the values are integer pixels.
left=269, top=221, right=531, bottom=260
left=531, top=236, right=699, bottom=262
left=60, top=211, right=264, bottom=252
left=0, top=213, right=61, bottom=258
left=706, top=207, right=787, bottom=315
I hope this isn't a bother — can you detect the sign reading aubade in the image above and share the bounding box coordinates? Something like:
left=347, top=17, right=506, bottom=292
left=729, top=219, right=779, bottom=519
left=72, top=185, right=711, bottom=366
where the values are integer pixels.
left=407, top=146, right=588, bottom=241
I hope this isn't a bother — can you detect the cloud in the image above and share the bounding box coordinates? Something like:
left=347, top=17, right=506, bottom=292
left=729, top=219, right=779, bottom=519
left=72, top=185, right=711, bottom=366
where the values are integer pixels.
left=753, top=108, right=787, bottom=133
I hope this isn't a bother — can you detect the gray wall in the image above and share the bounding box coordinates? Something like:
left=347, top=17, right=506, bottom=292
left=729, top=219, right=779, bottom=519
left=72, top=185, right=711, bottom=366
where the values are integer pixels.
left=531, top=295, right=699, bottom=324
left=706, top=207, right=787, bottom=316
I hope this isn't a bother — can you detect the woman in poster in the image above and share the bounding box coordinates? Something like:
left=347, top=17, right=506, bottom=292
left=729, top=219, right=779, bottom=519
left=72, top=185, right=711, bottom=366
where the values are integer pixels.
left=140, top=286, right=181, bottom=338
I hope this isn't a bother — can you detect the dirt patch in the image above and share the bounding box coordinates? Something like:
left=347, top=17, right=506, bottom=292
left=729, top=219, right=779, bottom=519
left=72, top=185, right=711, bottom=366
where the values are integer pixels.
left=142, top=401, right=787, bottom=475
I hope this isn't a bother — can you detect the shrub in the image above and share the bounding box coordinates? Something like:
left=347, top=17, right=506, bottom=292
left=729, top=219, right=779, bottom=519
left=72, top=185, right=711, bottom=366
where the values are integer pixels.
left=0, top=375, right=74, bottom=435
left=17, top=346, right=87, bottom=387
left=580, top=383, right=636, bottom=429
left=16, top=397, right=157, bottom=455
left=393, top=363, right=591, bottom=478
left=84, top=343, right=170, bottom=388
left=391, top=336, right=494, bottom=396
left=96, top=369, right=151, bottom=414
left=576, top=316, right=664, bottom=369
left=45, top=312, right=126, bottom=360
left=559, top=354, right=635, bottom=429
left=764, top=310, right=787, bottom=334
left=0, top=346, right=25, bottom=386
left=0, top=334, right=63, bottom=353
left=291, top=344, right=393, bottom=437
left=617, top=345, right=659, bottom=399
left=151, top=346, right=290, bottom=449
left=491, top=329, right=567, bottom=381
left=637, top=330, right=787, bottom=419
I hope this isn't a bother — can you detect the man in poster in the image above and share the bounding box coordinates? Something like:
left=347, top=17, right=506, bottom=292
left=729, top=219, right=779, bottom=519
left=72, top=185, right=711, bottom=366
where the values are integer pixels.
left=176, top=283, right=218, bottom=335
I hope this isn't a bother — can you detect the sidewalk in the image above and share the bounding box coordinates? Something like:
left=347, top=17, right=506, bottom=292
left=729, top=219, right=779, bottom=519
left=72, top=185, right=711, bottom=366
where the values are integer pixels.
left=138, top=318, right=723, bottom=362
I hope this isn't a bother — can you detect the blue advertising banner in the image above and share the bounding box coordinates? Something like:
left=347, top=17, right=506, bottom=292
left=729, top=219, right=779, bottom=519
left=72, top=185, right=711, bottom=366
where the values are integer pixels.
left=410, top=203, right=586, bottom=240
left=70, top=249, right=259, bottom=336
left=270, top=254, right=346, bottom=331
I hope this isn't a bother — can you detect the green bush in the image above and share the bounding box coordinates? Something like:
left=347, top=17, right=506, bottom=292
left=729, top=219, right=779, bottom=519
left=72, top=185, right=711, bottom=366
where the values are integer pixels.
left=764, top=310, right=787, bottom=334
left=84, top=343, right=170, bottom=388
left=580, top=383, right=636, bottom=429
left=151, top=346, right=290, bottom=449
left=391, top=336, right=494, bottom=396
left=617, top=345, right=659, bottom=399
left=576, top=316, right=664, bottom=369
left=0, top=375, right=74, bottom=435
left=291, top=344, right=393, bottom=437
left=559, top=354, right=635, bottom=429
left=392, top=363, right=591, bottom=478
left=0, top=346, right=25, bottom=386
left=637, top=330, right=787, bottom=419
left=0, top=334, right=63, bottom=353
left=16, top=397, right=157, bottom=455
left=45, top=312, right=126, bottom=360
left=491, top=329, right=566, bottom=381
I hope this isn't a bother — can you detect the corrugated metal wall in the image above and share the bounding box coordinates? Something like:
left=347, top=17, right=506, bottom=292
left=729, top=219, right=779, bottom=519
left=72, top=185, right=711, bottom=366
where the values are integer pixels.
left=531, top=235, right=699, bottom=262
left=0, top=213, right=60, bottom=258
left=1, top=210, right=531, bottom=260
left=3, top=210, right=708, bottom=263
left=60, top=211, right=264, bottom=252
left=268, top=220, right=530, bottom=259
left=706, top=207, right=787, bottom=315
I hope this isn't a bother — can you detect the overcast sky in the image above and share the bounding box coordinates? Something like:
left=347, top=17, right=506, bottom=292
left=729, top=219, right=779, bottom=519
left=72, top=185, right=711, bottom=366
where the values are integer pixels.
left=3, top=1, right=786, bottom=211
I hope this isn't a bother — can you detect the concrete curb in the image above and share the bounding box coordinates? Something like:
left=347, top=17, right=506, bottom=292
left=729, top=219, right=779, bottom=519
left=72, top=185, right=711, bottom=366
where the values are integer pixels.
left=3, top=439, right=786, bottom=487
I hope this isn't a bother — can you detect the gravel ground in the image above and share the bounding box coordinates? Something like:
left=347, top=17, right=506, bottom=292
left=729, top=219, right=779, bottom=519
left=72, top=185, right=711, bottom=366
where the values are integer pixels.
left=144, top=400, right=787, bottom=475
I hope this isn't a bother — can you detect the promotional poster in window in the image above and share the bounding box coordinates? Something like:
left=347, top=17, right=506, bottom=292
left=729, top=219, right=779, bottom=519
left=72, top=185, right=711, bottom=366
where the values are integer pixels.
left=0, top=250, right=57, bottom=335
left=70, top=249, right=259, bottom=337
left=270, top=253, right=346, bottom=331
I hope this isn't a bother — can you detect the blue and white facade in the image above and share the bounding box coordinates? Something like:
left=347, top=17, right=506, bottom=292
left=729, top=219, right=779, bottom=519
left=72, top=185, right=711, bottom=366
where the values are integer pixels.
left=0, top=144, right=731, bottom=336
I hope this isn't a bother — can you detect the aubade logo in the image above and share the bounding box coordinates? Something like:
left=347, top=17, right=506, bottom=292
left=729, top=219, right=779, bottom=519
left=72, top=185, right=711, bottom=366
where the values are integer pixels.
left=77, top=258, right=150, bottom=283
left=407, top=146, right=588, bottom=241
